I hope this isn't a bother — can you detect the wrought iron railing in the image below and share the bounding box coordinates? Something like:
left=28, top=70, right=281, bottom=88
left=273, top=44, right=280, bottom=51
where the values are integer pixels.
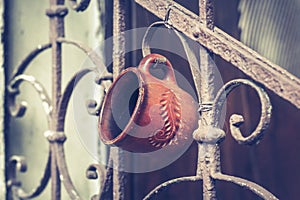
left=5, top=0, right=300, bottom=199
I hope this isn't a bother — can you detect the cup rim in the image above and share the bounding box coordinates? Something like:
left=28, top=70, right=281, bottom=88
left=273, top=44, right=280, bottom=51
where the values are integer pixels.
left=98, top=67, right=145, bottom=145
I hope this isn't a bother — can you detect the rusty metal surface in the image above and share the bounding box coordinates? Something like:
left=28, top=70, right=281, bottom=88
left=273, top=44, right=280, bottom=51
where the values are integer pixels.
left=138, top=0, right=278, bottom=199
left=135, top=0, right=300, bottom=109
left=212, top=173, right=278, bottom=200
left=6, top=0, right=111, bottom=199
left=48, top=0, right=65, bottom=198
left=143, top=77, right=277, bottom=199
left=197, top=1, right=217, bottom=199
left=113, top=0, right=126, bottom=79
left=111, top=0, right=127, bottom=199
left=143, top=176, right=203, bottom=200
left=4, top=0, right=297, bottom=199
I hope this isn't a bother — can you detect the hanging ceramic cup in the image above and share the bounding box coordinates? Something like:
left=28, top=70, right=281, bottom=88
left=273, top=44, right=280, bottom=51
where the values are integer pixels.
left=98, top=54, right=199, bottom=153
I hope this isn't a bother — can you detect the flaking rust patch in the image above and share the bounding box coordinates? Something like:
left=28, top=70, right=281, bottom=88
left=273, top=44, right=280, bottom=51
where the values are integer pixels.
left=149, top=89, right=181, bottom=148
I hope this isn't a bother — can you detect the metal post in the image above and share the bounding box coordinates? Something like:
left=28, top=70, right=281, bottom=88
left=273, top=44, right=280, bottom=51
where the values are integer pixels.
left=4, top=0, right=295, bottom=199
left=197, top=0, right=218, bottom=199
left=112, top=0, right=126, bottom=199
left=0, top=0, right=5, bottom=198
left=113, top=0, right=126, bottom=78
left=47, top=0, right=67, bottom=199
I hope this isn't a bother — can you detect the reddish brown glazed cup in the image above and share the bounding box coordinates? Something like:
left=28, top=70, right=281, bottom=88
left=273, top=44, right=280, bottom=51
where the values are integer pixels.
left=98, top=54, right=199, bottom=153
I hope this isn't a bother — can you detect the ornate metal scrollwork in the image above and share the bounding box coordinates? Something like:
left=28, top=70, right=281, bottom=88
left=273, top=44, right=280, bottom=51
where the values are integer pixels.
left=212, top=79, right=272, bottom=145
left=7, top=75, right=52, bottom=120
left=6, top=43, right=52, bottom=119
left=6, top=2, right=112, bottom=197
left=86, top=164, right=106, bottom=200
left=7, top=69, right=111, bottom=200
left=5, top=0, right=287, bottom=199
left=7, top=155, right=51, bottom=199
left=144, top=78, right=277, bottom=200
left=9, top=44, right=52, bottom=81
left=207, top=79, right=276, bottom=199
left=6, top=67, right=111, bottom=200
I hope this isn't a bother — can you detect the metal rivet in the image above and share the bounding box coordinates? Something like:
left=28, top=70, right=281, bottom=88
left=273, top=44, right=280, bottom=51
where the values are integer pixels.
left=193, top=32, right=200, bottom=38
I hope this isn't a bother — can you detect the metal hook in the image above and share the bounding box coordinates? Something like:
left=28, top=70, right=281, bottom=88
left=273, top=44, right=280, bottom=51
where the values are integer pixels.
left=164, top=5, right=174, bottom=29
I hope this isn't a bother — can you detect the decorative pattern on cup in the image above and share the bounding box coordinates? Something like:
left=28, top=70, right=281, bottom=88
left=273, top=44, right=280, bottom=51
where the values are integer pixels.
left=149, top=89, right=181, bottom=148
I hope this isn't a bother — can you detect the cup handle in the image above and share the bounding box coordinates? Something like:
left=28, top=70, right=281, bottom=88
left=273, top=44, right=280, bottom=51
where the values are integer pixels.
left=138, top=54, right=177, bottom=83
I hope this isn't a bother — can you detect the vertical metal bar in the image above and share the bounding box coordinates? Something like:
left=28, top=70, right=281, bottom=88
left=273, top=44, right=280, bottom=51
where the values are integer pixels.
left=0, top=0, right=5, bottom=198
left=48, top=0, right=66, bottom=199
left=197, top=0, right=218, bottom=200
left=112, top=0, right=126, bottom=199
left=50, top=147, right=61, bottom=200
left=113, top=0, right=126, bottom=78
left=199, top=0, right=214, bottom=29
left=49, top=0, right=65, bottom=128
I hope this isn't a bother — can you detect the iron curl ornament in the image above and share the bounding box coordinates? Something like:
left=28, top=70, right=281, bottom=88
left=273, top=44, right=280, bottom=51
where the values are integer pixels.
left=5, top=0, right=284, bottom=199
left=6, top=48, right=112, bottom=199
left=139, top=9, right=277, bottom=199
left=144, top=78, right=277, bottom=200
left=6, top=0, right=113, bottom=199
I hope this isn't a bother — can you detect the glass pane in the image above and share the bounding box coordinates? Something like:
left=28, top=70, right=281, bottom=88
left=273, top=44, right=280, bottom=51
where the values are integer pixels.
left=239, top=0, right=300, bottom=77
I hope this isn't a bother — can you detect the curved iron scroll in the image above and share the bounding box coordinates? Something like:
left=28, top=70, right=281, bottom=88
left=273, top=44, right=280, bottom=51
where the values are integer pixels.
left=212, top=79, right=272, bottom=145
left=7, top=69, right=111, bottom=200
left=144, top=78, right=277, bottom=200
left=7, top=155, right=51, bottom=199
left=7, top=74, right=52, bottom=121
left=6, top=1, right=112, bottom=196
left=212, top=173, right=278, bottom=200
left=5, top=0, right=285, bottom=199
left=143, top=176, right=203, bottom=200
left=86, top=164, right=106, bottom=199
